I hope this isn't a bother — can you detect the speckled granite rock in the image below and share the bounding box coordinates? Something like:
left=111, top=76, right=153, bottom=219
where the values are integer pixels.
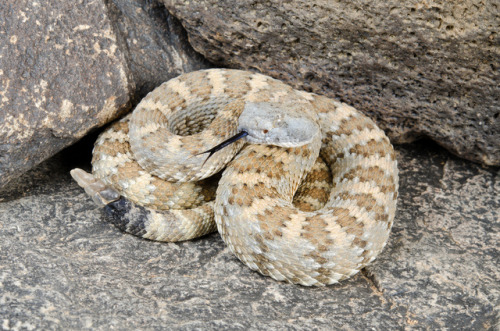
left=0, top=0, right=134, bottom=189
left=162, top=0, right=500, bottom=166
left=0, top=0, right=209, bottom=190
left=1, top=141, right=498, bottom=329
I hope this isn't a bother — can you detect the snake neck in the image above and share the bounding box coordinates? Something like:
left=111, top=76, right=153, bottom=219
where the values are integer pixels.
left=220, top=130, right=322, bottom=203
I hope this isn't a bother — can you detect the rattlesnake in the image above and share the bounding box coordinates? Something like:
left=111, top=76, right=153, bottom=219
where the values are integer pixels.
left=71, top=69, right=398, bottom=286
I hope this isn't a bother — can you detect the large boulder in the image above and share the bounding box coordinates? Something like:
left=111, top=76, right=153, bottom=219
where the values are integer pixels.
left=0, top=0, right=209, bottom=190
left=162, top=0, right=499, bottom=165
left=0, top=0, right=134, bottom=189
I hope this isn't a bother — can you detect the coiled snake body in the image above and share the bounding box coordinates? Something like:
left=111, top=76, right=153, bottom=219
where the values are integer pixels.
left=72, top=69, right=398, bottom=286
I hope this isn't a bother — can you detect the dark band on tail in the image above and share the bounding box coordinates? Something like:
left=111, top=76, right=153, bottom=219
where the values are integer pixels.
left=103, top=198, right=149, bottom=237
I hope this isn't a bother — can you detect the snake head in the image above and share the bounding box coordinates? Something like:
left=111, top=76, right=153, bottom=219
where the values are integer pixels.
left=237, top=102, right=320, bottom=148
left=198, top=101, right=320, bottom=165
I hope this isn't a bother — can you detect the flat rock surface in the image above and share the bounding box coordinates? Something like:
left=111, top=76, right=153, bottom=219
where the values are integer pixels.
left=162, top=0, right=500, bottom=165
left=1, top=140, right=498, bottom=330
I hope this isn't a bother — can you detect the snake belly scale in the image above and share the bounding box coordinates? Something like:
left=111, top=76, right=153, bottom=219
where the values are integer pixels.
left=71, top=69, right=398, bottom=286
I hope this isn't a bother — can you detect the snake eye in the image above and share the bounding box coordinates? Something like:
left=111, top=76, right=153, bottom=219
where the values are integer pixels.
left=263, top=129, right=269, bottom=134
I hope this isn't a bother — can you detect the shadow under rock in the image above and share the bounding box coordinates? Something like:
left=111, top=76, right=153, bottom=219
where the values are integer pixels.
left=0, top=129, right=100, bottom=203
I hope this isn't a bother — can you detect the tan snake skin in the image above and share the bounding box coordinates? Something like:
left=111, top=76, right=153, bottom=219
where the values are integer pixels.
left=71, top=69, right=398, bottom=286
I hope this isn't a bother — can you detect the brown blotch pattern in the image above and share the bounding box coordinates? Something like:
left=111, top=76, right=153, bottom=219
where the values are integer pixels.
left=332, top=116, right=371, bottom=136
left=341, top=165, right=390, bottom=189
left=332, top=208, right=357, bottom=228
left=349, top=139, right=389, bottom=158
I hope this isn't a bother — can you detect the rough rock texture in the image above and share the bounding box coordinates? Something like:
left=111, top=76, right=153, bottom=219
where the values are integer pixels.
left=162, top=0, right=500, bottom=166
left=106, top=0, right=210, bottom=98
left=0, top=0, right=134, bottom=189
left=1, top=141, right=498, bottom=329
left=0, top=0, right=209, bottom=190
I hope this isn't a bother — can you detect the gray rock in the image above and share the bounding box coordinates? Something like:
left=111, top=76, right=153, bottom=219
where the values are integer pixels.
left=162, top=0, right=500, bottom=166
left=372, top=142, right=499, bottom=329
left=106, top=0, right=210, bottom=98
left=0, top=0, right=210, bottom=190
left=0, top=0, right=135, bottom=189
left=0, top=141, right=497, bottom=329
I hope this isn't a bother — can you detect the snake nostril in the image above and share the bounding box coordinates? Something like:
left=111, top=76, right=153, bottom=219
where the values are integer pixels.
left=263, top=129, right=269, bottom=134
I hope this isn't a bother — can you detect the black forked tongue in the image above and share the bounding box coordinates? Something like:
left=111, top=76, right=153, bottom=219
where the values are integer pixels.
left=197, top=131, right=248, bottom=167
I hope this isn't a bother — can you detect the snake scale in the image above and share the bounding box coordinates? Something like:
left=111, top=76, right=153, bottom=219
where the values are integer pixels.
left=71, top=69, right=398, bottom=286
